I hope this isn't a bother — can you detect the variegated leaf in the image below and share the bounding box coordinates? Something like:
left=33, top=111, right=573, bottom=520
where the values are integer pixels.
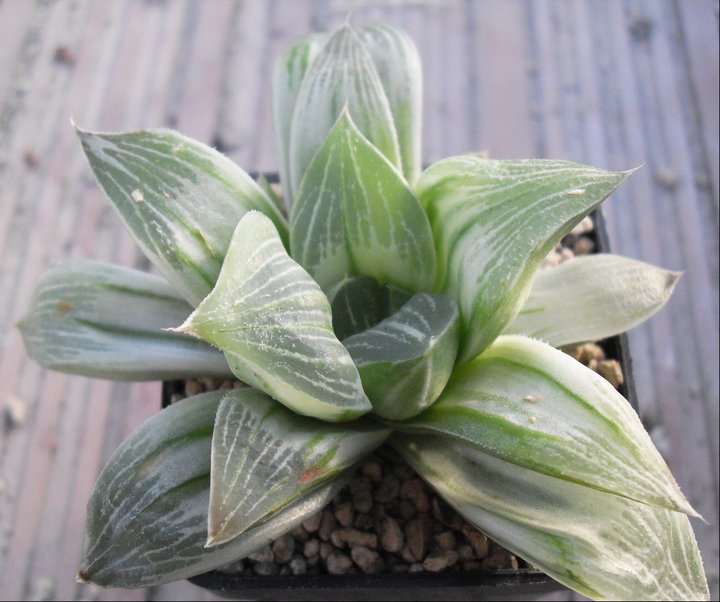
left=175, top=211, right=371, bottom=422
left=505, top=254, right=681, bottom=347
left=18, top=260, right=230, bottom=380
left=395, top=434, right=709, bottom=601
left=328, top=275, right=388, bottom=341
left=271, top=32, right=327, bottom=207
left=344, top=293, right=460, bottom=420
left=356, top=23, right=423, bottom=184
left=78, top=127, right=287, bottom=306
left=290, top=111, right=436, bottom=292
left=287, top=25, right=400, bottom=198
left=416, top=157, right=631, bottom=362
left=79, top=390, right=350, bottom=587
left=208, top=389, right=389, bottom=545
left=398, top=335, right=696, bottom=516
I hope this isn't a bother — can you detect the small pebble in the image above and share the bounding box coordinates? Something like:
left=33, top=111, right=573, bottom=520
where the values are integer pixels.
left=302, top=511, right=322, bottom=533
left=303, top=539, right=319, bottom=558
left=351, top=545, right=385, bottom=574
left=434, top=530, right=457, bottom=550
left=350, top=475, right=373, bottom=513
left=272, top=534, right=294, bottom=564
left=573, top=236, right=595, bottom=255
left=360, top=460, right=383, bottom=482
left=326, top=552, right=353, bottom=575
left=458, top=544, right=475, bottom=561
left=401, top=479, right=431, bottom=513
left=375, top=474, right=401, bottom=503
left=597, top=359, right=624, bottom=388
left=334, top=527, right=377, bottom=549
left=334, top=501, right=354, bottom=527
left=404, top=515, right=431, bottom=561
left=319, top=542, right=333, bottom=560
left=380, top=516, right=404, bottom=552
left=248, top=545, right=273, bottom=563
left=423, top=549, right=459, bottom=572
left=408, top=562, right=424, bottom=573
left=253, top=561, right=279, bottom=576
left=354, top=513, right=374, bottom=531
left=289, top=555, right=307, bottom=575
left=462, top=524, right=489, bottom=559
left=318, top=509, right=336, bottom=541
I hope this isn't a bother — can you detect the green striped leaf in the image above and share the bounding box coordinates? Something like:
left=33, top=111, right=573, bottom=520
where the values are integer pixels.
left=79, top=390, right=350, bottom=587
left=78, top=127, right=287, bottom=306
left=356, top=23, right=423, bottom=184
left=416, top=157, right=631, bottom=362
left=175, top=211, right=371, bottom=422
left=398, top=335, right=697, bottom=516
left=287, top=25, right=400, bottom=198
left=344, top=293, right=460, bottom=420
left=506, top=254, right=681, bottom=347
left=271, top=32, right=327, bottom=207
left=208, top=389, right=389, bottom=545
left=395, top=434, right=709, bottom=601
left=290, top=111, right=436, bottom=292
left=18, top=260, right=230, bottom=380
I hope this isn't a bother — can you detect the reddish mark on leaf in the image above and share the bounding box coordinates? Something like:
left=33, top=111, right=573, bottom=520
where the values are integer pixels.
left=299, top=466, right=325, bottom=483
left=56, top=300, right=72, bottom=314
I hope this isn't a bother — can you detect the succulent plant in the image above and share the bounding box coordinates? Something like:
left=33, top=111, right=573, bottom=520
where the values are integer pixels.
left=19, top=22, right=708, bottom=601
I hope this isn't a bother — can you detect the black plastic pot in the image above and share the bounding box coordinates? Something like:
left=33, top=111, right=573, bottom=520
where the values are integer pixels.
left=161, top=205, right=637, bottom=601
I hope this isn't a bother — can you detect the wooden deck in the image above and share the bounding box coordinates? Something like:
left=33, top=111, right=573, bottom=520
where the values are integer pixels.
left=0, top=0, right=717, bottom=600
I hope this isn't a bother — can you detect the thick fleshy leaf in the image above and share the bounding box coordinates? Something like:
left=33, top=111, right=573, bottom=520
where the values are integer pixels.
left=271, top=32, right=327, bottom=207
left=17, top=260, right=230, bottom=380
left=395, top=434, right=709, bottom=601
left=355, top=23, right=422, bottom=184
left=398, top=335, right=696, bottom=516
left=77, top=127, right=287, bottom=306
left=416, top=157, right=632, bottom=362
left=175, top=211, right=371, bottom=422
left=343, top=293, right=460, bottom=420
left=290, top=111, right=436, bottom=292
left=208, top=389, right=389, bottom=545
left=505, top=254, right=681, bottom=347
left=287, top=25, right=400, bottom=198
left=79, top=391, right=350, bottom=587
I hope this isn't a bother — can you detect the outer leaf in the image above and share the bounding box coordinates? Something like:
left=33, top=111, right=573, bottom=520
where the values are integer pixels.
left=78, top=391, right=350, bottom=587
left=395, top=434, right=709, bottom=601
left=288, top=25, right=400, bottom=198
left=271, top=32, right=327, bottom=208
left=416, top=157, right=632, bottom=362
left=18, top=260, right=230, bottom=380
left=343, top=293, right=460, bottom=420
left=505, top=254, right=681, bottom=347
left=356, top=23, right=423, bottom=184
left=208, top=389, right=389, bottom=545
left=290, top=111, right=436, bottom=292
left=78, top=127, right=288, bottom=306
left=175, top=212, right=371, bottom=422
left=398, top=335, right=697, bottom=516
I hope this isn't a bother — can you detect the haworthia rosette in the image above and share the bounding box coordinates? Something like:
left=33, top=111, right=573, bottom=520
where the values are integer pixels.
left=398, top=335, right=697, bottom=516
left=290, top=111, right=436, bottom=292
left=77, top=127, right=287, bottom=306
left=79, top=391, right=350, bottom=587
left=208, top=389, right=389, bottom=545
left=395, top=434, right=708, bottom=601
left=175, top=211, right=371, bottom=422
left=505, top=254, right=681, bottom=347
left=288, top=25, right=400, bottom=198
left=18, top=260, right=230, bottom=380
left=416, top=157, right=632, bottom=362
left=343, top=293, right=460, bottom=420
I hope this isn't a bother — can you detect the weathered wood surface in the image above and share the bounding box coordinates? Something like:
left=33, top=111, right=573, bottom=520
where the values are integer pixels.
left=0, top=1, right=716, bottom=600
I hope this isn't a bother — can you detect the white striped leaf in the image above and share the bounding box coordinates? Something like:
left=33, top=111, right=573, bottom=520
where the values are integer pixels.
left=78, top=127, right=287, bottom=306
left=398, top=335, right=697, bottom=516
left=505, top=254, right=681, bottom=347
left=344, top=293, right=460, bottom=420
left=208, top=389, right=389, bottom=545
left=328, top=275, right=388, bottom=341
left=272, top=32, right=327, bottom=208
left=395, top=434, right=709, bottom=601
left=356, top=23, right=423, bottom=184
left=287, top=25, right=400, bottom=198
left=79, top=390, right=350, bottom=587
left=416, top=157, right=632, bottom=363
left=175, top=211, right=371, bottom=422
left=18, top=260, right=230, bottom=380
left=290, top=111, right=436, bottom=292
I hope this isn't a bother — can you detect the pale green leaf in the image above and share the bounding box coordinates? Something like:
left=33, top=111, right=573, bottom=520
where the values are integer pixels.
left=18, top=260, right=230, bottom=380
left=271, top=32, right=327, bottom=207
left=287, top=25, right=400, bottom=198
left=77, top=127, right=288, bottom=306
left=344, top=293, right=460, bottom=420
left=356, top=23, right=423, bottom=184
left=328, top=275, right=388, bottom=341
left=79, top=390, right=350, bottom=588
left=256, top=173, right=285, bottom=216
left=208, top=389, right=389, bottom=545
left=290, top=111, right=436, bottom=292
left=416, top=157, right=632, bottom=362
left=175, top=211, right=371, bottom=422
left=395, top=434, right=709, bottom=601
left=398, top=335, right=697, bottom=516
left=505, top=254, right=681, bottom=347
